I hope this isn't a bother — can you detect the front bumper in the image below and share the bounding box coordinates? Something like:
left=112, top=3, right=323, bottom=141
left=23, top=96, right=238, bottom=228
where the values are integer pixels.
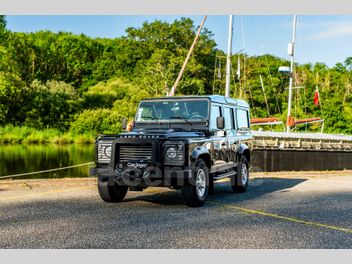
left=90, top=164, right=193, bottom=187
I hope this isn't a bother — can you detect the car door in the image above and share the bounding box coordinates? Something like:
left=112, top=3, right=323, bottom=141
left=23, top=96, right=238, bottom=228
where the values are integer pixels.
left=209, top=103, right=228, bottom=169
left=223, top=106, right=238, bottom=164
left=234, top=107, right=251, bottom=159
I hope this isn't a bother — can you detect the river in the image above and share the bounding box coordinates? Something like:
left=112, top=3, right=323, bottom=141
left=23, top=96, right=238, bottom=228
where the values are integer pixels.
left=0, top=144, right=94, bottom=179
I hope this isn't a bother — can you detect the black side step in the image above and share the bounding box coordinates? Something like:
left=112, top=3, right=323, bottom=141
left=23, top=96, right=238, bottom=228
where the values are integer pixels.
left=213, top=171, right=236, bottom=181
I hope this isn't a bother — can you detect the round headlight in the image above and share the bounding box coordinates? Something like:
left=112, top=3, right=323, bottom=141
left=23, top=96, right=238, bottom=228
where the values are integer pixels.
left=104, top=146, right=112, bottom=158
left=166, top=147, right=177, bottom=159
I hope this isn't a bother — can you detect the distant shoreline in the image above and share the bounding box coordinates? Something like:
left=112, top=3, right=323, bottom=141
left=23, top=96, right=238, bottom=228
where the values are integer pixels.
left=0, top=125, right=96, bottom=145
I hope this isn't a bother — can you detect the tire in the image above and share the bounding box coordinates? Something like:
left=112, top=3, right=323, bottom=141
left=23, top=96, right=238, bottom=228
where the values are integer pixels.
left=98, top=179, right=128, bottom=203
left=182, top=159, right=209, bottom=207
left=231, top=156, right=249, bottom=193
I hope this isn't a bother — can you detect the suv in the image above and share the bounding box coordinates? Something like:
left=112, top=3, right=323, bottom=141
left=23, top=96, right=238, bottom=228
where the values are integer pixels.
left=91, top=95, right=252, bottom=207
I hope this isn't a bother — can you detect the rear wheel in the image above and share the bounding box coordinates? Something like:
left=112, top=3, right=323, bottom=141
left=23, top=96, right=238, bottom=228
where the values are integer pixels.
left=231, top=156, right=249, bottom=193
left=182, top=159, right=209, bottom=207
left=98, top=179, right=128, bottom=203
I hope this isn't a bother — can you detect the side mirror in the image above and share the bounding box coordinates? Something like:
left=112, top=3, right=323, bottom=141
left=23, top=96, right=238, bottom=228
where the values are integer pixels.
left=121, top=118, right=127, bottom=130
left=216, top=116, right=225, bottom=130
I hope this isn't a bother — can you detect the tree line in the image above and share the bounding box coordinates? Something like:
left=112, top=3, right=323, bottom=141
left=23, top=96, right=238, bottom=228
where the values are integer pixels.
left=0, top=15, right=351, bottom=137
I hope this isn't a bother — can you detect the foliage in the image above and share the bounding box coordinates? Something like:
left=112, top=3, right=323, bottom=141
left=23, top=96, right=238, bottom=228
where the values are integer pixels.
left=0, top=17, right=352, bottom=143
left=24, top=80, right=80, bottom=130
left=0, top=72, right=29, bottom=125
left=0, top=124, right=94, bottom=144
left=0, top=15, right=6, bottom=32
left=83, top=78, right=137, bottom=109
left=69, top=109, right=124, bottom=135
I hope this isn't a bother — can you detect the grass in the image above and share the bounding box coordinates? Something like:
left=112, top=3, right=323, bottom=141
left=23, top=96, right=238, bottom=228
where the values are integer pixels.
left=0, top=125, right=95, bottom=145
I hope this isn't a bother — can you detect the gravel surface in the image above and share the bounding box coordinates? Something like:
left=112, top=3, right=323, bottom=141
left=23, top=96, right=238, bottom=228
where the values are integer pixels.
left=0, top=172, right=351, bottom=248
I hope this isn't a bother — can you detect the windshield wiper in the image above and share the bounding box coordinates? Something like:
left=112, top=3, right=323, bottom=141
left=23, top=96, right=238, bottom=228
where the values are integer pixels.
left=142, top=116, right=159, bottom=120
left=168, top=116, right=192, bottom=125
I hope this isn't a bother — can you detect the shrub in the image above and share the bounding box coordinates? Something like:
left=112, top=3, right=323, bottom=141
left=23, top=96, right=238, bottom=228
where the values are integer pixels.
left=83, top=78, right=137, bottom=109
left=0, top=72, right=29, bottom=126
left=70, top=108, right=124, bottom=135
left=24, top=80, right=80, bottom=131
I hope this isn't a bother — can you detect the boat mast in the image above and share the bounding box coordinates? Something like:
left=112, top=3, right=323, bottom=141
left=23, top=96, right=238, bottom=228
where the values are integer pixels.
left=225, top=15, right=233, bottom=97
left=287, top=15, right=297, bottom=132
left=168, top=16, right=207, bottom=96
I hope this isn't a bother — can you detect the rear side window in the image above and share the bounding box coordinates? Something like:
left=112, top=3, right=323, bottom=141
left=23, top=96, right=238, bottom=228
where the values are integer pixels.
left=223, top=107, right=234, bottom=130
left=209, top=104, right=221, bottom=130
left=236, top=109, right=249, bottom=129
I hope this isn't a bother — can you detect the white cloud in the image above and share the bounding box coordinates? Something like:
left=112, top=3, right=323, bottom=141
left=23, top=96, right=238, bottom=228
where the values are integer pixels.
left=308, top=21, right=352, bottom=40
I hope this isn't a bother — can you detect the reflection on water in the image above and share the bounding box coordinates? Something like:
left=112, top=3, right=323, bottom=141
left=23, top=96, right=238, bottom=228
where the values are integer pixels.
left=0, top=144, right=94, bottom=179
left=4, top=145, right=350, bottom=179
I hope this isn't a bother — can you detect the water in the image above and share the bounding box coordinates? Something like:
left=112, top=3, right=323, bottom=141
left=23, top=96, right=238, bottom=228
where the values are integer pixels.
left=1, top=144, right=350, bottom=179
left=0, top=144, right=95, bottom=179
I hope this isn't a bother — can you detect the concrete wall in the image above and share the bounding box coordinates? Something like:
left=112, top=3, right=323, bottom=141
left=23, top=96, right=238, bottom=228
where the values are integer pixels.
left=250, top=150, right=352, bottom=172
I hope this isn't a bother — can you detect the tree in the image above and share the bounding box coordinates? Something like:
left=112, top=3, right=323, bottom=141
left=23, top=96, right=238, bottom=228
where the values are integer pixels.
left=83, top=78, right=139, bottom=109
left=125, top=18, right=217, bottom=95
left=344, top=57, right=352, bottom=71
left=0, top=72, right=29, bottom=125
left=70, top=109, right=124, bottom=135
left=0, top=15, right=6, bottom=32
left=1, top=17, right=352, bottom=135
left=24, top=80, right=80, bottom=130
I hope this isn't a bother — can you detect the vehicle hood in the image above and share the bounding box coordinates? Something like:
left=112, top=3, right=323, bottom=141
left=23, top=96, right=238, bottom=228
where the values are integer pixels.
left=117, top=129, right=204, bottom=139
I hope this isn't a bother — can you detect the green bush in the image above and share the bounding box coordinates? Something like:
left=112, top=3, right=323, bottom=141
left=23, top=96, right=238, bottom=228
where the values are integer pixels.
left=0, top=72, right=29, bottom=126
left=112, top=86, right=151, bottom=119
left=83, top=78, right=137, bottom=109
left=24, top=80, right=80, bottom=131
left=70, top=108, right=124, bottom=135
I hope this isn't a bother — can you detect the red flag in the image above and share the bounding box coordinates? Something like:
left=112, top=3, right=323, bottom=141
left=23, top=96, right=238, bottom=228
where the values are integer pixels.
left=314, top=87, right=320, bottom=106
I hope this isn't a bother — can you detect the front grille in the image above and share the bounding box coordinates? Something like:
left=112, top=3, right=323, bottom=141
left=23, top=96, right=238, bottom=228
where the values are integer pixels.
left=118, top=144, right=153, bottom=162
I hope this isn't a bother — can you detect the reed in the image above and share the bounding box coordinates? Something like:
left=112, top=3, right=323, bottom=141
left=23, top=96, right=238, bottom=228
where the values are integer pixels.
left=0, top=125, right=95, bottom=145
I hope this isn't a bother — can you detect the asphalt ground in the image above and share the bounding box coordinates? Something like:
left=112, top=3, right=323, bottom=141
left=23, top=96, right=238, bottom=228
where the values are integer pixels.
left=0, top=171, right=351, bottom=249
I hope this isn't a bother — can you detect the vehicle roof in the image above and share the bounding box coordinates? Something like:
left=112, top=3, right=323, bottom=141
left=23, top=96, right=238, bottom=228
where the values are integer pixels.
left=142, top=95, right=250, bottom=108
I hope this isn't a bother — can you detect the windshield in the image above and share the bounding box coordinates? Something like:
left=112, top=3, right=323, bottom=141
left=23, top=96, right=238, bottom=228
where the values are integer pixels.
left=136, top=100, right=209, bottom=122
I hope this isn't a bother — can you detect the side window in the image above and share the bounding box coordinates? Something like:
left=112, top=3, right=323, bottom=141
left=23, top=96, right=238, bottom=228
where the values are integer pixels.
left=209, top=104, right=222, bottom=130
left=232, top=107, right=237, bottom=130
left=223, top=107, right=233, bottom=130
left=236, top=109, right=249, bottom=129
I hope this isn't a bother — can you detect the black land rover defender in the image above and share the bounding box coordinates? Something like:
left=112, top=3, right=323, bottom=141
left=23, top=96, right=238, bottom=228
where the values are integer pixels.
left=91, top=95, right=252, bottom=207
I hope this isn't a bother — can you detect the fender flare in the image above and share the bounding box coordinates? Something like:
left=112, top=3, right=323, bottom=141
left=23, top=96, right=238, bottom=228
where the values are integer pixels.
left=236, top=144, right=250, bottom=162
left=190, top=147, right=211, bottom=168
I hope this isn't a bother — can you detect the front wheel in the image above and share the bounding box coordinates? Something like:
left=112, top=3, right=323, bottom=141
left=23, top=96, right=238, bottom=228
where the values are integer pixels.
left=98, top=179, right=128, bottom=203
left=231, top=156, right=249, bottom=193
left=182, top=159, right=209, bottom=207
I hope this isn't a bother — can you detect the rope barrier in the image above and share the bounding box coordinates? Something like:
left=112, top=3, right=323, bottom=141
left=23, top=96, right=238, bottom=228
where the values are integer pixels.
left=0, top=162, right=95, bottom=180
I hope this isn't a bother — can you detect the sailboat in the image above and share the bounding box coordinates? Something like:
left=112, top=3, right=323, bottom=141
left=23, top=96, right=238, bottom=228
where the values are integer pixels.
left=167, top=14, right=352, bottom=155
left=221, top=16, right=284, bottom=129
left=281, top=15, right=324, bottom=133
left=248, top=15, right=324, bottom=132
left=200, top=15, right=352, bottom=164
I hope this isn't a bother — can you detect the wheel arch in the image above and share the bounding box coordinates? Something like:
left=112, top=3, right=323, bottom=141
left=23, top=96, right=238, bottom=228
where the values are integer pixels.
left=190, top=147, right=211, bottom=168
left=237, top=144, right=250, bottom=162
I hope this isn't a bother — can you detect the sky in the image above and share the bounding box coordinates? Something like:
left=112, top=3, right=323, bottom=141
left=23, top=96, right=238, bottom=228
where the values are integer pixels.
left=5, top=15, right=352, bottom=67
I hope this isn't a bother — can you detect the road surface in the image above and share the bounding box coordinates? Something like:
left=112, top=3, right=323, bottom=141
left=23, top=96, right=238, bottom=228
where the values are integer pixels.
left=0, top=171, right=351, bottom=248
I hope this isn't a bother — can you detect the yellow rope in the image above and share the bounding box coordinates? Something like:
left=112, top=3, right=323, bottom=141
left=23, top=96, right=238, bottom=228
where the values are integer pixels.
left=0, top=162, right=95, bottom=179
